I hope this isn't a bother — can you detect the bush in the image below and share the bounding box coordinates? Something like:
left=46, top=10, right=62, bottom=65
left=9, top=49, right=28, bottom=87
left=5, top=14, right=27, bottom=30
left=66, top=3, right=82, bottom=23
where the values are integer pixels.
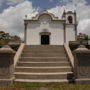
left=0, top=39, right=6, bottom=48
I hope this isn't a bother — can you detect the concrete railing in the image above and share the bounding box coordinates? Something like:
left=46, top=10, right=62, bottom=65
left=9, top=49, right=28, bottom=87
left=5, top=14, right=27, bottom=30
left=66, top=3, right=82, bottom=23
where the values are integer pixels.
left=64, top=43, right=74, bottom=68
left=73, top=45, right=90, bottom=84
left=14, top=43, right=25, bottom=67
left=0, top=45, right=15, bottom=85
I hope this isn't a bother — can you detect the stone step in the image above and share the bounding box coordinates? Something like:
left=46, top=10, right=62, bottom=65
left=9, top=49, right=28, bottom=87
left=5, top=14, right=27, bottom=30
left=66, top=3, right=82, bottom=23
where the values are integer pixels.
left=23, top=48, right=65, bottom=52
left=15, top=72, right=73, bottom=79
left=14, top=79, right=69, bottom=83
left=17, top=62, right=70, bottom=67
left=15, top=66, right=72, bottom=73
left=21, top=53, right=66, bottom=57
left=14, top=45, right=73, bottom=84
left=25, top=45, right=63, bottom=46
left=19, top=57, right=68, bottom=62
left=24, top=46, right=64, bottom=51
left=24, top=45, right=64, bottom=49
left=22, top=50, right=65, bottom=53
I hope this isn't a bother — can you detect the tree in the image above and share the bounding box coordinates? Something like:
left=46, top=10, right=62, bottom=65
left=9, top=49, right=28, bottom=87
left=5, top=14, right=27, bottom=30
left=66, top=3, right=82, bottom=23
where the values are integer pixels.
left=77, top=33, right=89, bottom=45
left=0, top=31, right=22, bottom=47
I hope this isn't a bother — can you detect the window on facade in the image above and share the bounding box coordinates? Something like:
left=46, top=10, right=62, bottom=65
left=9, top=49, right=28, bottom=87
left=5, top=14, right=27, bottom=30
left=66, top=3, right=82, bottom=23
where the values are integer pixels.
left=68, top=16, right=73, bottom=24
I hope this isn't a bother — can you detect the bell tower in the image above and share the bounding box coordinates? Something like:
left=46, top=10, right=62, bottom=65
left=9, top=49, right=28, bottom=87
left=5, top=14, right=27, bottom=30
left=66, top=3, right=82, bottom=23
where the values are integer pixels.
left=62, top=10, right=77, bottom=43
left=65, top=11, right=77, bottom=25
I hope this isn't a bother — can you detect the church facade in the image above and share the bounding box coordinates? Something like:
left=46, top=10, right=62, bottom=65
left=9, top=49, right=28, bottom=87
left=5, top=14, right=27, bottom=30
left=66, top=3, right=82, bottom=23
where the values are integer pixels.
left=24, top=10, right=77, bottom=45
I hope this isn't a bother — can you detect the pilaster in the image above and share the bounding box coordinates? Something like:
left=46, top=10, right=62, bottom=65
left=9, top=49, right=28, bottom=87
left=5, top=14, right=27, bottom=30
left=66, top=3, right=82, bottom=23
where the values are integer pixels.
left=63, top=23, right=66, bottom=43
left=24, top=22, right=28, bottom=44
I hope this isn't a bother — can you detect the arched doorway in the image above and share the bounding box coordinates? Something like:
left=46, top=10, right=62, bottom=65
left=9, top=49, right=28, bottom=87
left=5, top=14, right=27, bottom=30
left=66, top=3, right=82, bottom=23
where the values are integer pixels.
left=40, top=31, right=51, bottom=45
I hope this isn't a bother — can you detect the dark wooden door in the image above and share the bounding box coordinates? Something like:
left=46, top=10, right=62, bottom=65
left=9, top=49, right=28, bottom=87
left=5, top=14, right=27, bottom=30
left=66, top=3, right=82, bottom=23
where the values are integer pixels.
left=41, top=35, right=49, bottom=45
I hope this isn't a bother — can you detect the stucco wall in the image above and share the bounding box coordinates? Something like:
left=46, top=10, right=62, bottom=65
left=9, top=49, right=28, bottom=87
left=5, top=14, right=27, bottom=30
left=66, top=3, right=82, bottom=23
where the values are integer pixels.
left=66, top=25, right=75, bottom=43
left=26, top=21, right=64, bottom=45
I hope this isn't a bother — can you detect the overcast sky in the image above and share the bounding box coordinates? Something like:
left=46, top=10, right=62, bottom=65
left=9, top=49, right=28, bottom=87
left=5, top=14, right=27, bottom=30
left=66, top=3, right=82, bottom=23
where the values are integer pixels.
left=0, top=0, right=90, bottom=39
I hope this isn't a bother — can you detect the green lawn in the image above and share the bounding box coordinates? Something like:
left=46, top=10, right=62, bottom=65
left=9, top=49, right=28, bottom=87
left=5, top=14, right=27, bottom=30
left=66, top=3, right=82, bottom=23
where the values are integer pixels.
left=0, top=84, right=90, bottom=90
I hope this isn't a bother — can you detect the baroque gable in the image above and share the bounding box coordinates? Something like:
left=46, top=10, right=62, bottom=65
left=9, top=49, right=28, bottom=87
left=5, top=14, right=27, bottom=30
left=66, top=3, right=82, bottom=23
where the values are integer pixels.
left=31, top=10, right=59, bottom=20
left=24, top=10, right=66, bottom=24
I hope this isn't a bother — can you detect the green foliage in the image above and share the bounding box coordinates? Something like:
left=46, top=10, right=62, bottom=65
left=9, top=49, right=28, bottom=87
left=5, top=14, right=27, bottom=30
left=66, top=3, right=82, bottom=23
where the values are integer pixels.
left=0, top=31, right=5, bottom=34
left=84, top=35, right=89, bottom=40
left=0, top=39, right=6, bottom=47
left=0, top=31, right=21, bottom=47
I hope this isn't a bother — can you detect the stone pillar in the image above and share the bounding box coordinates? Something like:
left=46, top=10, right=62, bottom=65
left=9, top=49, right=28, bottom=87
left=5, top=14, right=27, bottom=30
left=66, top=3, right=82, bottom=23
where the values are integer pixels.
left=73, top=45, right=90, bottom=84
left=63, top=23, right=66, bottom=43
left=24, top=22, right=27, bottom=44
left=0, top=45, right=15, bottom=85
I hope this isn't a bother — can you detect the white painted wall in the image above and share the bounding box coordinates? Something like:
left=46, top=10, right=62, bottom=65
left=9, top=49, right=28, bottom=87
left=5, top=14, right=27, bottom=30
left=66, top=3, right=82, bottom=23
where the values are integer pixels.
left=26, top=21, right=64, bottom=45
left=66, top=25, right=75, bottom=43
left=26, top=13, right=76, bottom=45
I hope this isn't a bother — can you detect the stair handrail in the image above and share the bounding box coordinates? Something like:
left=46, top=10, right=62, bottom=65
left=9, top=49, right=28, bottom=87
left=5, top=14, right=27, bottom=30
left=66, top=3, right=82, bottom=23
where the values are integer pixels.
left=14, top=43, right=25, bottom=68
left=64, top=43, right=74, bottom=68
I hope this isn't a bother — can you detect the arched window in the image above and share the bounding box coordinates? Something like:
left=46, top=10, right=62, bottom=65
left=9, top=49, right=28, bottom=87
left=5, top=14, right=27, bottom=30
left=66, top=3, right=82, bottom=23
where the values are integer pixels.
left=68, top=16, right=73, bottom=24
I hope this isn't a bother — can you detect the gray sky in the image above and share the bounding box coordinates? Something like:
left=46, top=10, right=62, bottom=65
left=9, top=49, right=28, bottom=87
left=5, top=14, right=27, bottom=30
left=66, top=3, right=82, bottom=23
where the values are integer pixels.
left=0, top=0, right=90, bottom=39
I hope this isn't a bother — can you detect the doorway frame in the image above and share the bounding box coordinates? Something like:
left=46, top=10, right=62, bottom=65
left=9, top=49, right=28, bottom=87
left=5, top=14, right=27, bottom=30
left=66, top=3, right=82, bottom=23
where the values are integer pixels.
left=39, top=31, right=51, bottom=45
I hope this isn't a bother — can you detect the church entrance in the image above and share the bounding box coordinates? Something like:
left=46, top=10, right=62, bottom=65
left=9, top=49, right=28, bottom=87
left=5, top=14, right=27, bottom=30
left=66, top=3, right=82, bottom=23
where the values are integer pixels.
left=41, top=35, right=50, bottom=45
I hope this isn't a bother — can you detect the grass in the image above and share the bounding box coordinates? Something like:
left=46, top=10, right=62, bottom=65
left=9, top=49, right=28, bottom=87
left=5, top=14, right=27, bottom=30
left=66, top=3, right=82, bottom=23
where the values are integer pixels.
left=0, top=84, right=90, bottom=90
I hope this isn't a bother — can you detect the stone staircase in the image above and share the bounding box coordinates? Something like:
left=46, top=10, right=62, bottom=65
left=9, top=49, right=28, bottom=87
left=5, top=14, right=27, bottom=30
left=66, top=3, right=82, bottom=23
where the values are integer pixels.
left=14, top=45, right=73, bottom=83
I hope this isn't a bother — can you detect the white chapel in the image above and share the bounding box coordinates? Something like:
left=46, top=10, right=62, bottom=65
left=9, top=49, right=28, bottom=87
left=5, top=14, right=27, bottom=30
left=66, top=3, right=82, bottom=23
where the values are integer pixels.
left=24, top=10, right=77, bottom=45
